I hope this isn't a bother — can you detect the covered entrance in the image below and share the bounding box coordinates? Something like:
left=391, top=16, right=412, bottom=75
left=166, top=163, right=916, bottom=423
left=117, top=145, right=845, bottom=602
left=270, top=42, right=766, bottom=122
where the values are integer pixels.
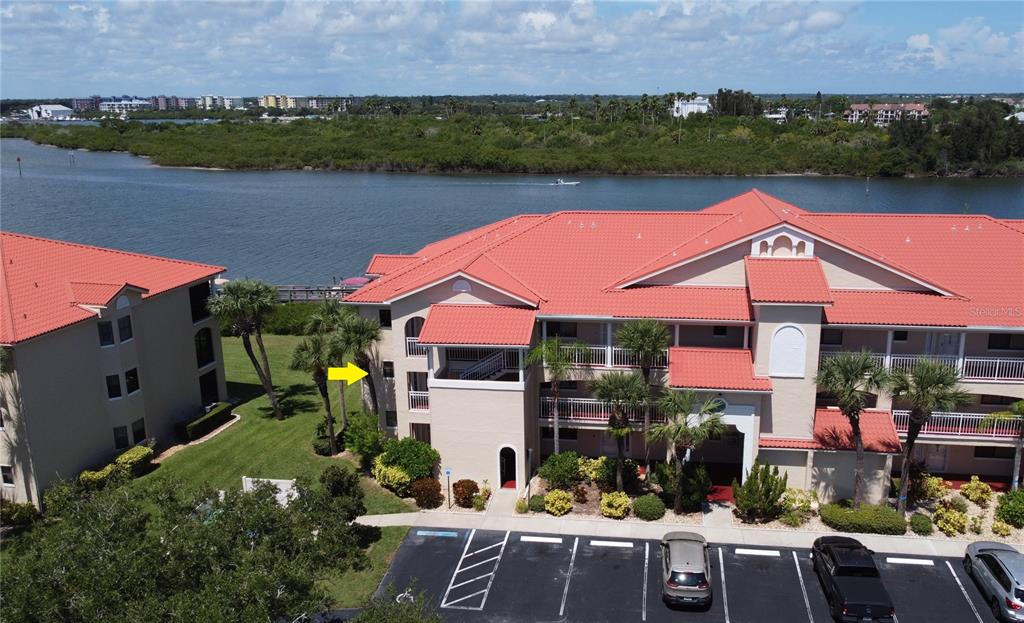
left=499, top=446, right=517, bottom=489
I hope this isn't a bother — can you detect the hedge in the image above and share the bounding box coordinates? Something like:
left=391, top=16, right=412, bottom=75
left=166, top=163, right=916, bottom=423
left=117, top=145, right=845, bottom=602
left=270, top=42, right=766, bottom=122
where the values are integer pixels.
left=79, top=463, right=118, bottom=489
left=372, top=455, right=412, bottom=497
left=184, top=402, right=234, bottom=441
left=539, top=452, right=581, bottom=490
left=633, top=494, right=666, bottom=521
left=997, top=490, right=1024, bottom=528
left=909, top=513, right=933, bottom=535
left=114, top=445, right=154, bottom=476
left=819, top=502, right=906, bottom=535
left=380, top=437, right=440, bottom=481
left=0, top=500, right=37, bottom=527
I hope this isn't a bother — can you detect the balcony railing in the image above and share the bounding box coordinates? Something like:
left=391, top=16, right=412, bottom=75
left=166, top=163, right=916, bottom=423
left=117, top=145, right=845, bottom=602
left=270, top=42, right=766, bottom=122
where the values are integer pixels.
left=556, top=345, right=668, bottom=369
left=818, top=351, right=1024, bottom=382
left=539, top=397, right=666, bottom=425
left=405, top=337, right=428, bottom=358
left=892, top=409, right=1022, bottom=439
left=408, top=390, right=429, bottom=411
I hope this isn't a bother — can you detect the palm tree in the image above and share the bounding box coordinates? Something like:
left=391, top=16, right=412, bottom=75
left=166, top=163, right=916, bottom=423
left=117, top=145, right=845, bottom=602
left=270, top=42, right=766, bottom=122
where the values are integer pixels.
left=207, top=279, right=283, bottom=420
left=815, top=350, right=889, bottom=507
left=615, top=319, right=670, bottom=467
left=306, top=300, right=356, bottom=431
left=981, top=400, right=1024, bottom=490
left=889, top=360, right=970, bottom=513
left=526, top=337, right=592, bottom=454
left=290, top=331, right=344, bottom=455
left=591, top=371, right=649, bottom=491
left=338, top=314, right=383, bottom=415
left=648, top=389, right=726, bottom=514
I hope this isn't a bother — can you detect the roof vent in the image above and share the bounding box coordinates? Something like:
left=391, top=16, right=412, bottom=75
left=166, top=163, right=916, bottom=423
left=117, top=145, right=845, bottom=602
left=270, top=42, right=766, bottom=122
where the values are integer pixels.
left=591, top=221, right=597, bottom=229
left=637, top=233, right=642, bottom=239
left=905, top=236, right=911, bottom=243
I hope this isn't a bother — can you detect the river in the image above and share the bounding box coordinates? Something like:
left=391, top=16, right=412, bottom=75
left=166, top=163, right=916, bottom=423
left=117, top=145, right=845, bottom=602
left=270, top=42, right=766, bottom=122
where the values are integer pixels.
left=2, top=138, right=1022, bottom=283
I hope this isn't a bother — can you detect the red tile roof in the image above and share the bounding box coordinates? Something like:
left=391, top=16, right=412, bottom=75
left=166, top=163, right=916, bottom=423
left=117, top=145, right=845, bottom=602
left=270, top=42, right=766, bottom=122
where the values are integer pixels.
left=825, top=290, right=969, bottom=327
left=366, top=254, right=420, bottom=276
left=1, top=232, right=223, bottom=344
left=667, top=347, right=772, bottom=391
left=745, top=257, right=832, bottom=305
left=759, top=408, right=901, bottom=453
left=417, top=304, right=537, bottom=346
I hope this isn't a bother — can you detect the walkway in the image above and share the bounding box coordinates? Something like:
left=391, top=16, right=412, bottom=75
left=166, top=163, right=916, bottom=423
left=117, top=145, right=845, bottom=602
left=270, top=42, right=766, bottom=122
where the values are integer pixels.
left=359, top=509, right=978, bottom=558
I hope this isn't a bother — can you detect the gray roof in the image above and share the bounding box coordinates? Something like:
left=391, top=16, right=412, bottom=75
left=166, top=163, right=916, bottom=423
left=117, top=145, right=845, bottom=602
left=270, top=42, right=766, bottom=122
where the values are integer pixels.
left=993, top=550, right=1024, bottom=584
left=663, top=532, right=706, bottom=572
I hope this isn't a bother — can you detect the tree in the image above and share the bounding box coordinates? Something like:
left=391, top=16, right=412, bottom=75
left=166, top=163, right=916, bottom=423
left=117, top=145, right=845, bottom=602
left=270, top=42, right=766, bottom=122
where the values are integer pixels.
left=647, top=390, right=725, bottom=514
left=525, top=337, right=592, bottom=454
left=889, top=360, right=970, bottom=513
left=591, top=372, right=648, bottom=491
left=615, top=319, right=670, bottom=467
left=981, top=400, right=1024, bottom=491
left=291, top=331, right=345, bottom=455
left=815, top=350, right=889, bottom=507
left=207, top=279, right=283, bottom=419
left=339, top=314, right=383, bottom=415
left=306, top=300, right=356, bottom=431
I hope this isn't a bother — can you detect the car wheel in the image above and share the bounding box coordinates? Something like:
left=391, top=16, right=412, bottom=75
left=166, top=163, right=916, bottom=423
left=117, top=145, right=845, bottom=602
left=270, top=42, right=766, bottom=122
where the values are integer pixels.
left=991, top=596, right=1003, bottom=621
left=963, top=555, right=973, bottom=576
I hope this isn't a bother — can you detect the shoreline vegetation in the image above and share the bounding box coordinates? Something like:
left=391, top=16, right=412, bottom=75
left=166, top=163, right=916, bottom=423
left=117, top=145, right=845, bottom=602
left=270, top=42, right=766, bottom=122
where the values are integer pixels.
left=3, top=102, right=1022, bottom=177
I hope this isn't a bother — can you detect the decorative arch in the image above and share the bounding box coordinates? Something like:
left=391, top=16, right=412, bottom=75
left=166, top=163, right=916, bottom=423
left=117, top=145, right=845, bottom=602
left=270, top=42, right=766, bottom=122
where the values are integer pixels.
left=451, top=279, right=473, bottom=293
left=771, top=235, right=793, bottom=257
left=404, top=316, right=425, bottom=338
left=115, top=295, right=131, bottom=309
left=497, top=445, right=519, bottom=489
left=769, top=324, right=806, bottom=377
left=758, top=240, right=770, bottom=256
left=795, top=241, right=807, bottom=257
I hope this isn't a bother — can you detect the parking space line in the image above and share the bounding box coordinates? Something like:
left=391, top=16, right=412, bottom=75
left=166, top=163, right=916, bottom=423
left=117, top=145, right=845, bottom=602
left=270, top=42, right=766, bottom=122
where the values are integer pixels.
left=416, top=530, right=458, bottom=538
left=735, top=548, right=781, bottom=557
left=458, top=554, right=501, bottom=573
left=886, top=557, right=934, bottom=566
left=945, top=560, right=984, bottom=623
left=443, top=589, right=488, bottom=607
left=465, top=541, right=504, bottom=557
left=521, top=535, right=562, bottom=544
left=718, top=547, right=730, bottom=623
left=450, top=571, right=497, bottom=591
left=792, top=551, right=814, bottom=623
left=476, top=531, right=510, bottom=611
left=440, top=528, right=477, bottom=608
left=559, top=537, right=579, bottom=617
left=591, top=540, right=633, bottom=548
left=642, top=542, right=649, bottom=622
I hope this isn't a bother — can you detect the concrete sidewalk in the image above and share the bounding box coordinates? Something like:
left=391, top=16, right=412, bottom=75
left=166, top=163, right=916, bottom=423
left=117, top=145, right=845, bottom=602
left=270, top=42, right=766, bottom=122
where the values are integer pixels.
left=358, top=509, right=982, bottom=558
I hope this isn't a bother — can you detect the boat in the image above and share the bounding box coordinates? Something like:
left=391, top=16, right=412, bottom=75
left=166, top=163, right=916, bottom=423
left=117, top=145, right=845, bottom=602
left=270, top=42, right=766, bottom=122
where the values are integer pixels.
left=551, top=178, right=580, bottom=186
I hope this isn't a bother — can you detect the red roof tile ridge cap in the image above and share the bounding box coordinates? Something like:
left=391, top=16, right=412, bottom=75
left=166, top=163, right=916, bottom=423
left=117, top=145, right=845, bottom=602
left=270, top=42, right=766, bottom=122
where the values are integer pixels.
left=606, top=285, right=749, bottom=292
left=0, top=231, right=225, bottom=272
left=670, top=345, right=752, bottom=353
left=750, top=188, right=807, bottom=218
left=429, top=302, right=534, bottom=310
left=372, top=253, right=421, bottom=259
left=0, top=237, right=17, bottom=343
left=470, top=252, right=547, bottom=302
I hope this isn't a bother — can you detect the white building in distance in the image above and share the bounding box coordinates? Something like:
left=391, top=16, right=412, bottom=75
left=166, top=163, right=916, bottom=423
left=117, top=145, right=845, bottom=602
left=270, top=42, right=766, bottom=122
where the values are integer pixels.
left=28, top=104, right=74, bottom=120
left=671, top=96, right=711, bottom=118
left=99, top=99, right=153, bottom=113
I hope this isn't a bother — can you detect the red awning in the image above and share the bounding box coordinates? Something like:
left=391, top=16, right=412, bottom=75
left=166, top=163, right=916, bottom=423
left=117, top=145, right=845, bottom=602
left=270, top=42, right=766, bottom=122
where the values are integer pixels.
left=759, top=408, right=901, bottom=454
left=417, top=304, right=536, bottom=347
left=668, top=347, right=772, bottom=392
left=744, top=257, right=832, bottom=305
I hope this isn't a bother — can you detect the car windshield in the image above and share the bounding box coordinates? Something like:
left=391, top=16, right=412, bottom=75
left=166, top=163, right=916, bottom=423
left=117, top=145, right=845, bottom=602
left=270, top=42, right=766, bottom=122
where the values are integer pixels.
left=837, top=566, right=880, bottom=578
left=669, top=571, right=707, bottom=587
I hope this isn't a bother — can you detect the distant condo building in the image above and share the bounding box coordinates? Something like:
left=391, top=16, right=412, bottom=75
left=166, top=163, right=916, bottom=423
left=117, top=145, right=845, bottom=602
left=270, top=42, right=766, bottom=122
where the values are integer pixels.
left=198, top=95, right=246, bottom=110
left=99, top=99, right=153, bottom=113
left=28, top=104, right=73, bottom=120
left=671, top=96, right=710, bottom=118
left=71, top=96, right=103, bottom=112
left=843, top=103, right=929, bottom=127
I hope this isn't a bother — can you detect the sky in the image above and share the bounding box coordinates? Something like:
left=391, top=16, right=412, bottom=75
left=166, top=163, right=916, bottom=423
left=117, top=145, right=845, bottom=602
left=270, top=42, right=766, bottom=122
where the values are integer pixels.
left=1, top=1, right=1022, bottom=98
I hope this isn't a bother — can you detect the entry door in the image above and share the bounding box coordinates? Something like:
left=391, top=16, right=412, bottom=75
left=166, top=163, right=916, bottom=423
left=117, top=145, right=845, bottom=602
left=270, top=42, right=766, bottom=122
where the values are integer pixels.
left=922, top=445, right=947, bottom=472
left=928, top=333, right=959, bottom=357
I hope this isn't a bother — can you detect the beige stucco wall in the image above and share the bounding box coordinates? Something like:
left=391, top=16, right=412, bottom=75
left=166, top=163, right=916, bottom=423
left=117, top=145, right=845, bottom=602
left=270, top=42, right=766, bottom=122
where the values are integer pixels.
left=753, top=305, right=822, bottom=437
left=816, top=242, right=926, bottom=291
left=897, top=443, right=1023, bottom=479
left=811, top=451, right=891, bottom=504
left=755, top=448, right=810, bottom=490
left=642, top=244, right=747, bottom=286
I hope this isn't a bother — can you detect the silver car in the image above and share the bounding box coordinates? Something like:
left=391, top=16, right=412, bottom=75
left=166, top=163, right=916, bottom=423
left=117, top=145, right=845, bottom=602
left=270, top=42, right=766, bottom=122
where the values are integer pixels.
left=965, top=541, right=1024, bottom=621
left=660, top=531, right=712, bottom=608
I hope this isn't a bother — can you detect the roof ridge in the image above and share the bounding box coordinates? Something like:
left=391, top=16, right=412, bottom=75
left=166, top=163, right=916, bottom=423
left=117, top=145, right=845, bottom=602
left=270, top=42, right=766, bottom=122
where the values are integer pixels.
left=471, top=252, right=548, bottom=302
left=0, top=237, right=18, bottom=343
left=0, top=231, right=224, bottom=272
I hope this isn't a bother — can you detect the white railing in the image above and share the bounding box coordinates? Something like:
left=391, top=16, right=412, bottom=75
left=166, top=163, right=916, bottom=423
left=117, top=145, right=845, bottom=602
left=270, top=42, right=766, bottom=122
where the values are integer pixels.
left=408, top=391, right=429, bottom=411
left=889, top=354, right=958, bottom=374
left=557, top=345, right=607, bottom=367
left=556, top=345, right=668, bottom=369
left=612, top=347, right=668, bottom=369
left=539, top=397, right=665, bottom=425
left=892, top=409, right=1022, bottom=439
left=818, top=351, right=1024, bottom=382
left=405, top=336, right=428, bottom=358
left=460, top=350, right=506, bottom=380
left=818, top=350, right=886, bottom=368
left=447, top=347, right=499, bottom=361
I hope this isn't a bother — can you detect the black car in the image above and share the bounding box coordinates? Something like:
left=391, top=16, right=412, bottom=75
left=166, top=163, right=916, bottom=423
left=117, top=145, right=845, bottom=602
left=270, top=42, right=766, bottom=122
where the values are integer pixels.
left=811, top=536, right=895, bottom=623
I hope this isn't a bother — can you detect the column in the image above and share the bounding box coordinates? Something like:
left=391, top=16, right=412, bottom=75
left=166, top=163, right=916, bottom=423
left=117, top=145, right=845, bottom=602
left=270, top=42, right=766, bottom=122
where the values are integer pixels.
left=427, top=349, right=435, bottom=378
left=605, top=322, right=613, bottom=368
left=743, top=326, right=750, bottom=349
left=957, top=332, right=967, bottom=373
left=884, top=330, right=894, bottom=371
left=518, top=349, right=525, bottom=382
left=674, top=324, right=680, bottom=347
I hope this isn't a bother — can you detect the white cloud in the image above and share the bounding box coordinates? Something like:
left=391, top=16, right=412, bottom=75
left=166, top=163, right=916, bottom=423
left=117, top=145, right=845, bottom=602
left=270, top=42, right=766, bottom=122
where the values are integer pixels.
left=906, top=33, right=930, bottom=50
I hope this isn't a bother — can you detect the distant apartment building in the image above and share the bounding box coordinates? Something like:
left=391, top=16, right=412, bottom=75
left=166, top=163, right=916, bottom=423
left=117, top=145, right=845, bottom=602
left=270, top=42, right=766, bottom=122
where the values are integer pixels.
left=308, top=96, right=344, bottom=111
left=843, top=103, right=930, bottom=127
left=258, top=94, right=282, bottom=108
left=28, top=105, right=73, bottom=120
left=99, top=99, right=153, bottom=113
left=0, top=233, right=227, bottom=506
left=671, top=96, right=711, bottom=118
left=71, top=96, right=102, bottom=112
left=221, top=96, right=244, bottom=110
left=199, top=95, right=219, bottom=110
left=284, top=96, right=309, bottom=110
left=176, top=97, right=197, bottom=110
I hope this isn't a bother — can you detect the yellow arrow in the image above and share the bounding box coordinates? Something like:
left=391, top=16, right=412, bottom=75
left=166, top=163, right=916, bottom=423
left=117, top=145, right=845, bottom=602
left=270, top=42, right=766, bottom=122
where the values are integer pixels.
left=328, top=363, right=368, bottom=385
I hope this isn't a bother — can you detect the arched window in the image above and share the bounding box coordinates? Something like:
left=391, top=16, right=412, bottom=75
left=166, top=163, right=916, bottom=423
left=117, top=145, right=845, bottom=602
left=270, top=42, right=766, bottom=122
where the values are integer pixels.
left=769, top=324, right=806, bottom=377
left=115, top=295, right=131, bottom=310
left=771, top=235, right=793, bottom=257
left=795, top=241, right=807, bottom=257
left=758, top=240, right=770, bottom=256
left=195, top=328, right=215, bottom=368
left=452, top=279, right=472, bottom=293
left=405, top=317, right=425, bottom=338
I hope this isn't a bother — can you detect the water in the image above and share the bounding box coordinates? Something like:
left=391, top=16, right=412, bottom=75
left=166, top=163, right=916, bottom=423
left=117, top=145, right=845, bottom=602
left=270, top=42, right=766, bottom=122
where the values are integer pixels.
left=2, top=138, right=1022, bottom=283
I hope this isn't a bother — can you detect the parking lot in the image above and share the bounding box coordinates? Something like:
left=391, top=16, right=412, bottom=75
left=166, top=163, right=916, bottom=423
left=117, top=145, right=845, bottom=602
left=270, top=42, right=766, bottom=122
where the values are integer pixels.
left=379, top=527, right=1001, bottom=623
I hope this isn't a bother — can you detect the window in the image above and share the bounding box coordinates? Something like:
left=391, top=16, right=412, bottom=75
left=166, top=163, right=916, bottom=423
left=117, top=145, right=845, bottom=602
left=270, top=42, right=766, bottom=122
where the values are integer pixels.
left=989, top=333, right=1024, bottom=350
left=113, top=426, right=130, bottom=450
left=712, top=326, right=729, bottom=338
left=547, top=322, right=577, bottom=339
left=975, top=446, right=1015, bottom=460
left=131, top=417, right=147, bottom=443
left=1, top=465, right=13, bottom=486
left=410, top=423, right=431, bottom=444
left=385, top=410, right=398, bottom=427
left=199, top=369, right=219, bottom=406
left=893, top=330, right=909, bottom=342
left=981, top=395, right=1017, bottom=406
left=194, top=328, right=215, bottom=368
left=382, top=361, right=395, bottom=378
left=378, top=309, right=392, bottom=328
left=189, top=282, right=212, bottom=322
left=125, top=368, right=140, bottom=394
left=117, top=315, right=133, bottom=342
left=97, top=321, right=115, bottom=346
left=541, top=427, right=578, bottom=440
left=820, top=328, right=843, bottom=346
left=106, top=374, right=122, bottom=399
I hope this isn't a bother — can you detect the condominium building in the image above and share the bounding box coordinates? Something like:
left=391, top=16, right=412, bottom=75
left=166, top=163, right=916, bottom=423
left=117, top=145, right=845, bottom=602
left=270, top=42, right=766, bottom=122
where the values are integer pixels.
left=671, top=96, right=710, bottom=118
left=843, top=103, right=930, bottom=127
left=0, top=233, right=227, bottom=506
left=346, top=190, right=1024, bottom=502
left=99, top=99, right=153, bottom=113
left=70, top=96, right=102, bottom=112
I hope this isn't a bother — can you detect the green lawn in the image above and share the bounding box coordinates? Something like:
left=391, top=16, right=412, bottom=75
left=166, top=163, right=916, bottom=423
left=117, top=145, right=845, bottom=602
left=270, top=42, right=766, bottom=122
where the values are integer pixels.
left=142, top=334, right=412, bottom=515
left=320, top=525, right=410, bottom=607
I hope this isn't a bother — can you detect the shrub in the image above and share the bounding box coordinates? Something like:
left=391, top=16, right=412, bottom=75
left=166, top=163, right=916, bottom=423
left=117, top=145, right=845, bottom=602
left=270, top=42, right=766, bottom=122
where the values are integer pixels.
left=578, top=456, right=603, bottom=483
left=528, top=494, right=546, bottom=513
left=452, top=479, right=479, bottom=508
left=819, top=502, right=907, bottom=535
left=78, top=463, right=117, bottom=489
left=479, top=480, right=492, bottom=501
left=472, top=494, right=487, bottom=511
left=780, top=511, right=807, bottom=527
left=184, top=402, right=233, bottom=441
left=633, top=494, right=666, bottom=521
left=319, top=464, right=360, bottom=498
left=545, top=490, right=573, bottom=516
left=539, top=452, right=581, bottom=490
left=921, top=475, right=950, bottom=501
left=515, top=499, right=529, bottom=514
left=909, top=513, right=933, bottom=535
left=260, top=302, right=320, bottom=335
left=114, top=444, right=155, bottom=477
left=780, top=488, right=818, bottom=526
left=372, top=455, right=412, bottom=497
left=960, top=476, right=993, bottom=508
left=381, top=437, right=440, bottom=481
left=993, top=519, right=1014, bottom=537
left=934, top=506, right=967, bottom=536
left=969, top=515, right=984, bottom=534
left=945, top=494, right=968, bottom=514
left=997, top=490, right=1024, bottom=528
left=600, top=492, right=630, bottom=519
left=732, top=463, right=787, bottom=523
left=572, top=485, right=588, bottom=504
left=409, top=478, right=443, bottom=509
left=312, top=436, right=340, bottom=457
left=0, top=500, right=37, bottom=527
left=345, top=412, right=388, bottom=469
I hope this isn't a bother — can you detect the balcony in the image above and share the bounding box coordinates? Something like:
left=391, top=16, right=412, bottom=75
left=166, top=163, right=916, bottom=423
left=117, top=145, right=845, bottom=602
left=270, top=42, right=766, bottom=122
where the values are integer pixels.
left=405, top=337, right=428, bottom=358
left=539, top=396, right=666, bottom=426
left=557, top=345, right=669, bottom=369
left=892, top=409, right=1022, bottom=439
left=818, top=351, right=1024, bottom=382
left=408, top=390, right=429, bottom=411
